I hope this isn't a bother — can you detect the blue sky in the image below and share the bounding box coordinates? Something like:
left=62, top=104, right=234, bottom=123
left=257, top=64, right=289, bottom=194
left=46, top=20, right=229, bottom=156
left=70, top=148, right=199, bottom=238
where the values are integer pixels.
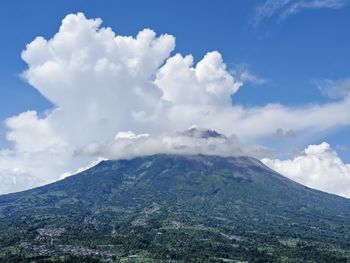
left=1, top=0, right=350, bottom=196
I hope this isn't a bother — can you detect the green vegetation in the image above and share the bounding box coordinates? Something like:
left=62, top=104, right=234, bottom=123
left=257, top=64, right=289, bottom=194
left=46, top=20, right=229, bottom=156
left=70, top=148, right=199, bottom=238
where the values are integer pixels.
left=0, top=154, right=350, bottom=262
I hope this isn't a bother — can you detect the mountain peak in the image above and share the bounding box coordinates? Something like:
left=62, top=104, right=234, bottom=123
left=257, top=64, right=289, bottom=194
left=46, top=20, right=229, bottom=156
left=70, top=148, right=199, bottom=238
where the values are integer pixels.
left=181, top=126, right=226, bottom=139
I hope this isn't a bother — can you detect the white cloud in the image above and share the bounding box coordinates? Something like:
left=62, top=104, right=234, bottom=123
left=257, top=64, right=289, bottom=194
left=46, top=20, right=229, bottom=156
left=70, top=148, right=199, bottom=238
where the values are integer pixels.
left=156, top=52, right=241, bottom=107
left=115, top=131, right=150, bottom=140
left=232, top=67, right=267, bottom=86
left=281, top=0, right=347, bottom=19
left=0, top=168, right=43, bottom=195
left=252, top=0, right=293, bottom=27
left=77, top=128, right=275, bottom=161
left=5, top=111, right=67, bottom=153
left=1, top=12, right=350, bottom=195
left=262, top=142, right=350, bottom=197
left=315, top=78, right=350, bottom=99
left=252, top=0, right=347, bottom=26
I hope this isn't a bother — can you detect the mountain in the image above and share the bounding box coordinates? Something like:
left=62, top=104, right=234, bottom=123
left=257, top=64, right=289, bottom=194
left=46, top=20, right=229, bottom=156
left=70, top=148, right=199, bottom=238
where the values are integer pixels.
left=1, top=154, right=350, bottom=262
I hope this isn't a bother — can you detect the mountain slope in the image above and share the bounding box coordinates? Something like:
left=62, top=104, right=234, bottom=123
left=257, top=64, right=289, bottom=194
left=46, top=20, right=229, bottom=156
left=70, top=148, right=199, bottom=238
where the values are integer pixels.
left=1, top=154, right=350, bottom=262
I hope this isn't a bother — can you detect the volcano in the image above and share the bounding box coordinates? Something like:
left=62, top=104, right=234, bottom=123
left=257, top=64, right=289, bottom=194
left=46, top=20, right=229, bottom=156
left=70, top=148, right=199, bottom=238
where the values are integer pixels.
left=1, top=154, right=350, bottom=262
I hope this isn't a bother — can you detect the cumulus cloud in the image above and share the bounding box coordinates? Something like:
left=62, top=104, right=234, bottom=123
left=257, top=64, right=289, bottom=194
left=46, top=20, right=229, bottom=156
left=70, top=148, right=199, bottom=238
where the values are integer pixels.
left=1, top=12, right=350, bottom=195
left=156, top=52, right=241, bottom=107
left=0, top=13, right=243, bottom=194
left=262, top=142, right=350, bottom=197
left=252, top=0, right=347, bottom=26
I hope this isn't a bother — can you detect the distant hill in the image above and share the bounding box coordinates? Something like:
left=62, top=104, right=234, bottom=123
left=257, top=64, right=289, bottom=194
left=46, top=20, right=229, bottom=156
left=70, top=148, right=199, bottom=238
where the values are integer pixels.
left=1, top=154, right=350, bottom=262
